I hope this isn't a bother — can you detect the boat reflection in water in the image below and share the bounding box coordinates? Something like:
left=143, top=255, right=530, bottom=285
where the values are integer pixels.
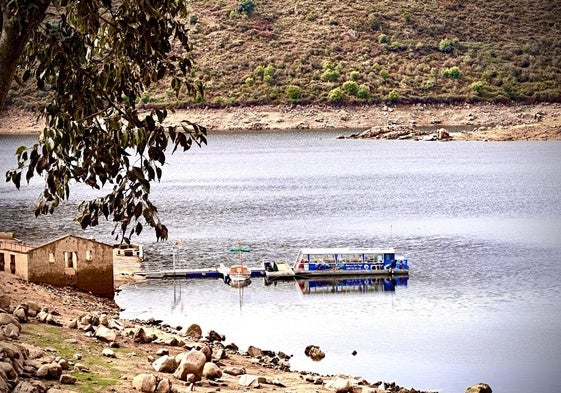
left=295, top=276, right=409, bottom=295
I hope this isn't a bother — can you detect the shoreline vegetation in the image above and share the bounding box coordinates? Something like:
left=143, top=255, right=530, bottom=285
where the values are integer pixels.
left=1, top=102, right=560, bottom=141
left=0, top=272, right=492, bottom=393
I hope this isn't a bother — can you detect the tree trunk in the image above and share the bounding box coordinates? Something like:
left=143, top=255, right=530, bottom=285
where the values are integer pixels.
left=0, top=1, right=50, bottom=112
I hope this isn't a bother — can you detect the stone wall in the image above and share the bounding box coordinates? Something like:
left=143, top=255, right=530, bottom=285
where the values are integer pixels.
left=0, top=243, right=30, bottom=281
left=27, top=235, right=114, bottom=299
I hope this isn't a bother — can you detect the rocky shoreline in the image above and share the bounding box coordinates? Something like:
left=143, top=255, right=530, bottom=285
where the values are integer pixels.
left=0, top=272, right=493, bottom=393
left=1, top=103, right=560, bottom=141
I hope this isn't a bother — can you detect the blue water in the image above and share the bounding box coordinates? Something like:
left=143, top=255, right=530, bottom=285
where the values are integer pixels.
left=1, top=131, right=561, bottom=392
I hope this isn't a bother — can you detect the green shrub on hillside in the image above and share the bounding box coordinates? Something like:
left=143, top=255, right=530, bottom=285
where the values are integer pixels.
left=328, top=87, right=344, bottom=102
left=378, top=34, right=389, bottom=44
left=349, top=71, right=360, bottom=81
left=357, top=84, right=370, bottom=99
left=237, top=0, right=255, bottom=15
left=255, top=64, right=275, bottom=82
left=342, top=80, right=359, bottom=95
left=470, top=81, right=484, bottom=94
left=321, top=61, right=340, bottom=82
left=443, top=66, right=461, bottom=79
left=439, top=37, right=460, bottom=53
left=388, top=89, right=399, bottom=101
left=285, top=85, right=303, bottom=100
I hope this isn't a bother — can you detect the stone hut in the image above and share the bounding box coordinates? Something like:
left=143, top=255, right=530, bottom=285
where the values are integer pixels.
left=0, top=233, right=114, bottom=298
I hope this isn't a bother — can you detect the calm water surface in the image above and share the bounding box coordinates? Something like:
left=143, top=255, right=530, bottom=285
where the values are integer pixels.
left=1, top=131, right=560, bottom=393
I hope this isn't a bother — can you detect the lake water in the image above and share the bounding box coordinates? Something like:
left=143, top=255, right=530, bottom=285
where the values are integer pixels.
left=1, top=131, right=560, bottom=393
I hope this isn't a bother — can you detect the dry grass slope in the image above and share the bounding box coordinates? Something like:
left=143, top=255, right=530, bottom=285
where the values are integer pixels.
left=6, top=0, right=561, bottom=109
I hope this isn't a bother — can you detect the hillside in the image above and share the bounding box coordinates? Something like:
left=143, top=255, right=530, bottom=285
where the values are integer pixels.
left=5, top=0, right=561, bottom=110
left=181, top=0, right=561, bottom=106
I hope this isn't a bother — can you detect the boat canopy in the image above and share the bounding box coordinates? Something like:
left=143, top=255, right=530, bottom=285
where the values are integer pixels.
left=298, top=247, right=396, bottom=255
left=295, top=247, right=398, bottom=267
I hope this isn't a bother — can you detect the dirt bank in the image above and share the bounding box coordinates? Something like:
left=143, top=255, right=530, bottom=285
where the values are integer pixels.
left=1, top=103, right=561, bottom=140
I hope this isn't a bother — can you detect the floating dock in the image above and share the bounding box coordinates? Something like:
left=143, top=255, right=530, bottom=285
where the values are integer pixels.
left=137, top=267, right=265, bottom=279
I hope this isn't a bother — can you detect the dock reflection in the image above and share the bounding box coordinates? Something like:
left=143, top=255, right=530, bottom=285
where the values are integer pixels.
left=295, top=276, right=409, bottom=295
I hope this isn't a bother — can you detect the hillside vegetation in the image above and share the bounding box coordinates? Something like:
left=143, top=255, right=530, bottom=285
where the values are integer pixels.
left=7, top=0, right=561, bottom=109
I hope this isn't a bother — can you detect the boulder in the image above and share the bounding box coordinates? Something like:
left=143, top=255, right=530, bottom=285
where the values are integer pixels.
left=155, top=377, right=172, bottom=393
left=182, top=323, right=202, bottom=339
left=0, top=376, right=8, bottom=393
left=247, top=345, right=263, bottom=358
left=152, top=355, right=177, bottom=373
left=12, top=380, right=47, bottom=393
left=197, top=343, right=212, bottom=361
left=223, top=366, right=246, bottom=376
left=66, top=319, right=78, bottom=329
left=108, top=318, right=124, bottom=331
left=0, top=360, right=18, bottom=380
left=162, top=337, right=179, bottom=347
left=238, top=374, right=267, bottom=388
left=206, top=330, right=225, bottom=342
left=35, top=310, right=49, bottom=323
left=325, top=375, right=351, bottom=393
left=133, top=327, right=152, bottom=344
left=102, top=348, right=116, bottom=358
left=36, top=362, right=62, bottom=379
left=3, top=322, right=20, bottom=338
left=304, top=345, right=325, bottom=361
left=202, top=362, right=222, bottom=379
left=132, top=373, right=157, bottom=393
left=59, top=374, right=77, bottom=384
left=25, top=302, right=41, bottom=317
left=13, top=306, right=28, bottom=323
left=95, top=326, right=117, bottom=342
left=212, top=348, right=226, bottom=361
left=465, top=383, right=492, bottom=393
left=173, top=349, right=206, bottom=381
left=0, top=295, right=11, bottom=310
left=0, top=313, right=21, bottom=329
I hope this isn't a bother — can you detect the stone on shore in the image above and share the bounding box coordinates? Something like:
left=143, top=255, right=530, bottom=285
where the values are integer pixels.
left=304, top=345, right=325, bottom=361
left=173, top=349, right=206, bottom=381
left=0, top=295, right=11, bottom=310
left=12, top=380, right=47, bottom=393
left=466, top=382, right=492, bottom=393
left=202, top=362, right=222, bottom=379
left=238, top=374, right=267, bottom=388
left=95, top=325, right=117, bottom=342
left=325, top=375, right=352, bottom=393
left=102, top=348, right=116, bottom=358
left=223, top=366, right=246, bottom=376
left=13, top=305, right=28, bottom=322
left=59, top=374, right=77, bottom=384
left=181, top=323, right=202, bottom=339
left=132, top=373, right=157, bottom=392
left=247, top=345, right=263, bottom=357
left=36, top=362, right=62, bottom=379
left=0, top=313, right=21, bottom=330
left=156, top=377, right=172, bottom=393
left=152, top=355, right=177, bottom=373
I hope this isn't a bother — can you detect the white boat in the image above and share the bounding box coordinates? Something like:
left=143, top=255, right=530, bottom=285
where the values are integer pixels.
left=266, top=247, right=409, bottom=280
left=219, top=244, right=252, bottom=287
left=220, top=263, right=252, bottom=287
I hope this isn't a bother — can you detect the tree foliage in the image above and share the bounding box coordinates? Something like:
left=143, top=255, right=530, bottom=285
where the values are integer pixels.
left=2, top=0, right=207, bottom=242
